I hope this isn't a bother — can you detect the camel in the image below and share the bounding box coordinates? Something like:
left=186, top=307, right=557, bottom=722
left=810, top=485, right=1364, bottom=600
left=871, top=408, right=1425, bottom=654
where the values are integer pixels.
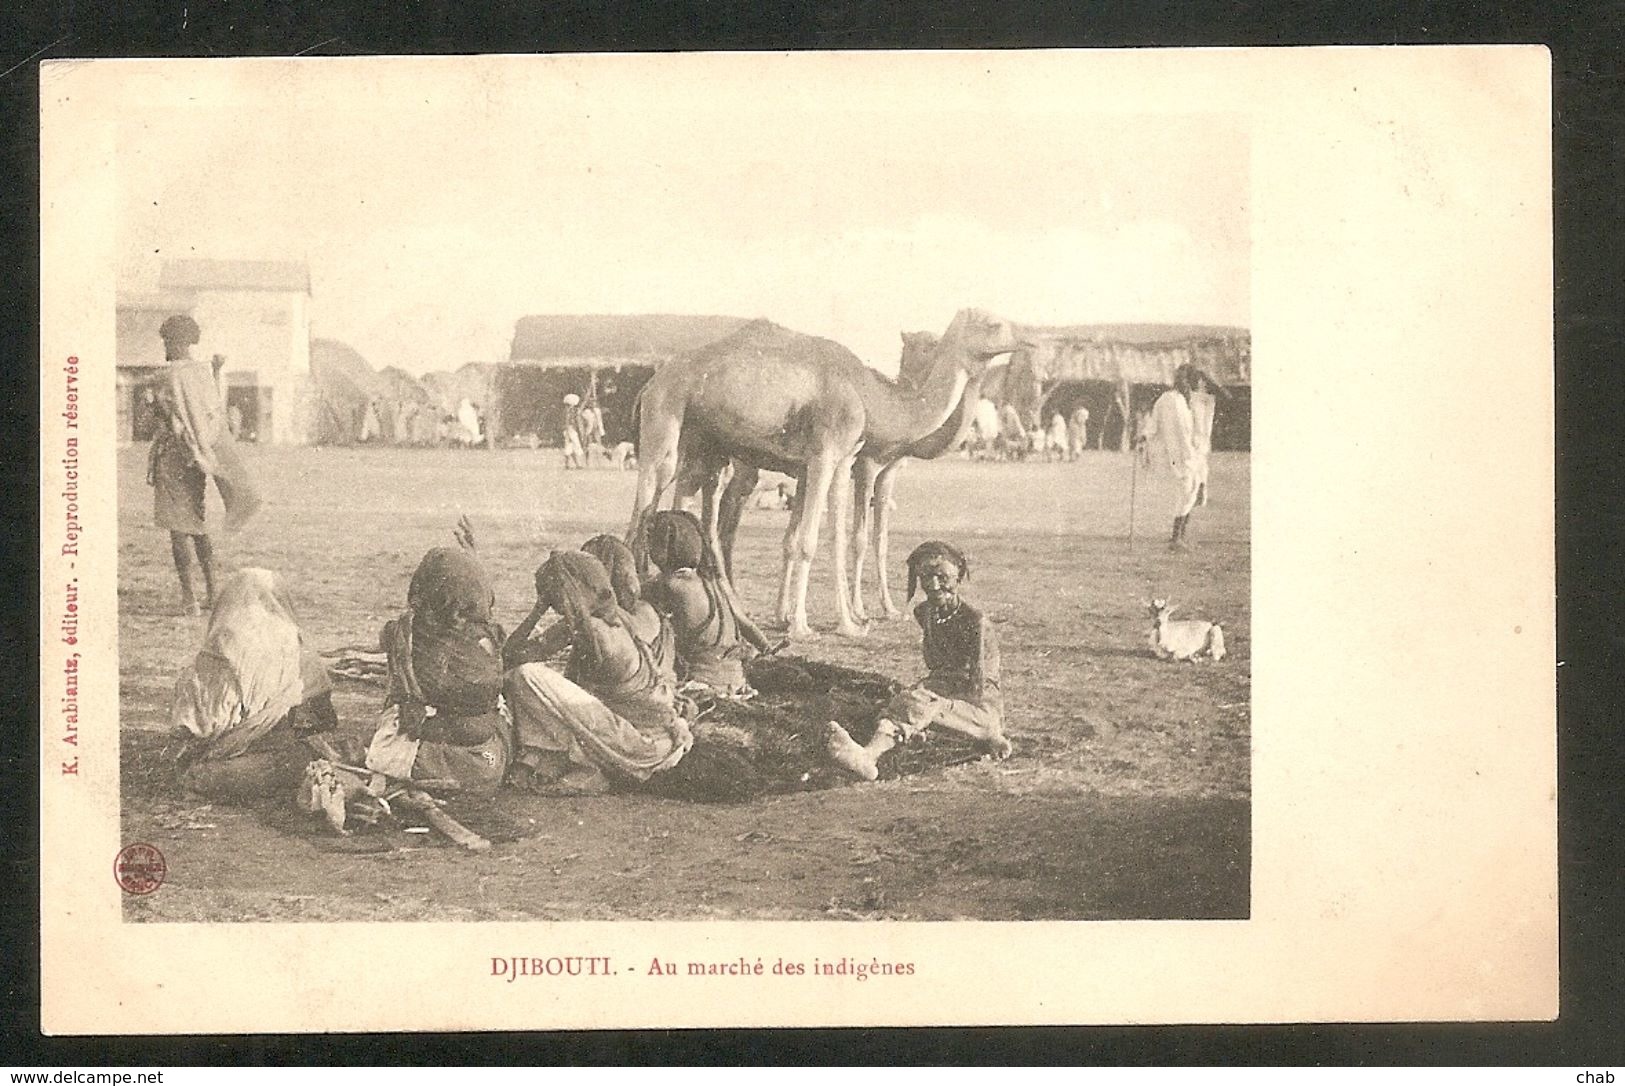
left=712, top=327, right=964, bottom=625
left=628, top=309, right=1021, bottom=639
left=842, top=328, right=1006, bottom=622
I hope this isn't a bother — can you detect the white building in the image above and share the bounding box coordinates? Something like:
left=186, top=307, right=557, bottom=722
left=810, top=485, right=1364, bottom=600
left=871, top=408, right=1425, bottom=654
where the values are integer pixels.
left=115, top=259, right=315, bottom=445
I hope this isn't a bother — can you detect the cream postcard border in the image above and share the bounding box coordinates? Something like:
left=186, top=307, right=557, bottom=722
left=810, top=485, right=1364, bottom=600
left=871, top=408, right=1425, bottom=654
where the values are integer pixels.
left=39, top=48, right=1556, bottom=1032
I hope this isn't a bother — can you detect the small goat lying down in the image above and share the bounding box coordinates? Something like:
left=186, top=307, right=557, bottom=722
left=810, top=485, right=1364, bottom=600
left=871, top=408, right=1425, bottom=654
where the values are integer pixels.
left=1146, top=598, right=1226, bottom=662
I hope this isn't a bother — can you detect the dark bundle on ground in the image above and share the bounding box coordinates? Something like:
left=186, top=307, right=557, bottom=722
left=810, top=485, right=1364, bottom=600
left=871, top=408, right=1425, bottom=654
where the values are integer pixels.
left=642, top=655, right=986, bottom=803
left=325, top=650, right=988, bottom=804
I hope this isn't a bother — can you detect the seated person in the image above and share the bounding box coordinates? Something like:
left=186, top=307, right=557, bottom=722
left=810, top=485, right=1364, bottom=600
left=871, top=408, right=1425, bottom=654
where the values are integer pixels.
left=826, top=540, right=1012, bottom=780
left=504, top=552, right=893, bottom=802
left=579, top=533, right=676, bottom=685
left=503, top=551, right=692, bottom=795
left=170, top=568, right=338, bottom=801
left=303, top=546, right=514, bottom=832
left=641, top=509, right=772, bottom=696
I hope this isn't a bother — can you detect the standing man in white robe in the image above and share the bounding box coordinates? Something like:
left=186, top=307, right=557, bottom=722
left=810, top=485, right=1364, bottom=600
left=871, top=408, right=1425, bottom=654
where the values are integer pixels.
left=1136, top=364, right=1203, bottom=551
left=1067, top=405, right=1089, bottom=459
left=1189, top=373, right=1217, bottom=507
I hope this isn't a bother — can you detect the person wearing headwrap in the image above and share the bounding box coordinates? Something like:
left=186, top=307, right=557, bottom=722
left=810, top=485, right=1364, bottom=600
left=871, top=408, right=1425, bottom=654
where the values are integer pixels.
left=561, top=394, right=586, bottom=469
left=352, top=546, right=514, bottom=797
left=503, top=551, right=692, bottom=794
left=642, top=509, right=773, bottom=696
left=169, top=568, right=339, bottom=800
left=147, top=314, right=263, bottom=614
left=827, top=540, right=1011, bottom=780
left=1135, top=363, right=1205, bottom=551
left=580, top=533, right=676, bottom=685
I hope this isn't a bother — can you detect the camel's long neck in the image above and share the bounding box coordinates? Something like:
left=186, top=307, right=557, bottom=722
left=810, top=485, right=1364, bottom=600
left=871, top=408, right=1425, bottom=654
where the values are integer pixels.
left=901, top=369, right=989, bottom=460
left=862, top=347, right=973, bottom=453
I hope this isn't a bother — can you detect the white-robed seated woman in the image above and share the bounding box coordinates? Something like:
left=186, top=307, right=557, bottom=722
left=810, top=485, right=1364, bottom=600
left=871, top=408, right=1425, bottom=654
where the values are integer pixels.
left=169, top=568, right=338, bottom=801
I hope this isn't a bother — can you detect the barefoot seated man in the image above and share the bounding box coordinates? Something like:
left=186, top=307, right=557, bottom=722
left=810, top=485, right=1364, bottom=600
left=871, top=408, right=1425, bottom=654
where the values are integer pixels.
left=826, top=540, right=1012, bottom=780
left=169, top=568, right=339, bottom=801
left=641, top=510, right=773, bottom=698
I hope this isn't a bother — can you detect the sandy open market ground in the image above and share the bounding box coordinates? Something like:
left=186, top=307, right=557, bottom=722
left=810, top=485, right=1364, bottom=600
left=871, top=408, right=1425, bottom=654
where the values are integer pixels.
left=118, top=445, right=1249, bottom=922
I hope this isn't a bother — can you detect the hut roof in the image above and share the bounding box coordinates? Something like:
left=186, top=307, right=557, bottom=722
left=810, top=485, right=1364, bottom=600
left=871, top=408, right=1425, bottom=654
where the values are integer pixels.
left=1016, top=323, right=1251, bottom=386
left=376, top=365, right=433, bottom=405
left=1017, top=322, right=1247, bottom=346
left=508, top=314, right=753, bottom=366
left=310, top=339, right=382, bottom=399
left=420, top=363, right=501, bottom=413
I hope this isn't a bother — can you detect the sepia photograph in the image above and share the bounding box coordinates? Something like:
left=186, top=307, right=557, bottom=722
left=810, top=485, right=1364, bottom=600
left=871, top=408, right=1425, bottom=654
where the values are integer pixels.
left=40, top=49, right=1554, bottom=1032
left=109, top=62, right=1250, bottom=924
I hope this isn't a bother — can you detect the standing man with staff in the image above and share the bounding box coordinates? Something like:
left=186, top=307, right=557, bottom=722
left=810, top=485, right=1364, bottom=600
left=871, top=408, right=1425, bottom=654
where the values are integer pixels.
left=148, top=314, right=262, bottom=614
left=1135, top=363, right=1206, bottom=552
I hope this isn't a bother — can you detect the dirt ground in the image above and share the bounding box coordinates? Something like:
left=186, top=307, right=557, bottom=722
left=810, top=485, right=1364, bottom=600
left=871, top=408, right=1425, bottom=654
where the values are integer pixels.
left=118, top=444, right=1250, bottom=922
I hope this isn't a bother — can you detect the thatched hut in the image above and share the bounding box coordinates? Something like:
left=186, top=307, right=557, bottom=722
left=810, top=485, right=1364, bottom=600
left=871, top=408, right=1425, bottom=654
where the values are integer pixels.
left=502, top=314, right=754, bottom=446
left=1004, top=324, right=1251, bottom=451
left=309, top=338, right=383, bottom=445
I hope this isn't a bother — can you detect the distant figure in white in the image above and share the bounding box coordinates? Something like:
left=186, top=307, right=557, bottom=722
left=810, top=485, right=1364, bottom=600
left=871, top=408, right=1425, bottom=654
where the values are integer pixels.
left=1136, top=364, right=1206, bottom=552
left=578, top=401, right=606, bottom=466
left=1045, top=413, right=1068, bottom=462
left=456, top=399, right=483, bottom=447
left=1188, top=378, right=1216, bottom=506
left=996, top=402, right=1027, bottom=461
left=561, top=393, right=586, bottom=469
left=754, top=478, right=796, bottom=510
left=1067, top=405, right=1089, bottom=460
left=967, top=398, right=1001, bottom=459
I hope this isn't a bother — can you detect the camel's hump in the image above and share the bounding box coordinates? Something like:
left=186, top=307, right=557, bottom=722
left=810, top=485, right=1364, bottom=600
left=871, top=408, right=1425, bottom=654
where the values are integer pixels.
left=685, top=318, right=869, bottom=371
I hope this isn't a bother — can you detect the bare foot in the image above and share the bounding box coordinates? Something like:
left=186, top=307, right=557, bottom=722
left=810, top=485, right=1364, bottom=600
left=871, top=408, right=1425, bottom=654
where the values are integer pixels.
left=786, top=620, right=819, bottom=641
left=823, top=721, right=878, bottom=781
left=985, top=733, right=1014, bottom=761
left=297, top=759, right=349, bottom=835
left=834, top=620, right=870, bottom=639
left=862, top=719, right=901, bottom=763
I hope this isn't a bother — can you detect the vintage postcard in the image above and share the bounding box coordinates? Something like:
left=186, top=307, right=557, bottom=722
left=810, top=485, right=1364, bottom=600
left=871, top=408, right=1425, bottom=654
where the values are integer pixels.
left=39, top=48, right=1554, bottom=1032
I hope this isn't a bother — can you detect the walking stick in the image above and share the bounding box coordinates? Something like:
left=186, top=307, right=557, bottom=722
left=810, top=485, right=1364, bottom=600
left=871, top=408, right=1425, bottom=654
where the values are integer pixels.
left=1128, top=444, right=1139, bottom=553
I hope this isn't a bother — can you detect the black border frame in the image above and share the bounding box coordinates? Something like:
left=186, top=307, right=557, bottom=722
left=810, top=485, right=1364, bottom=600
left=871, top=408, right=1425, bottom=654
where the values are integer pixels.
left=3, top=0, right=1620, bottom=1065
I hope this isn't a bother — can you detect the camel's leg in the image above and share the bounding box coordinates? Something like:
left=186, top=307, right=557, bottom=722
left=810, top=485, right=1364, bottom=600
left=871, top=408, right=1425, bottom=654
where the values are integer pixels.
left=672, top=446, right=712, bottom=518
left=775, top=474, right=806, bottom=626
left=699, top=458, right=733, bottom=569
left=717, top=462, right=757, bottom=588
left=628, top=415, right=682, bottom=577
left=873, top=460, right=903, bottom=620
left=785, top=455, right=842, bottom=639
left=700, top=459, right=757, bottom=622
left=827, top=450, right=866, bottom=639
left=847, top=457, right=881, bottom=624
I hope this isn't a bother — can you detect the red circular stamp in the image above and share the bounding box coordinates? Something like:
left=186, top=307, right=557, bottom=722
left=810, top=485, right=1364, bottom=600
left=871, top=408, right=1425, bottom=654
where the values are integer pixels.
left=114, top=842, right=167, bottom=895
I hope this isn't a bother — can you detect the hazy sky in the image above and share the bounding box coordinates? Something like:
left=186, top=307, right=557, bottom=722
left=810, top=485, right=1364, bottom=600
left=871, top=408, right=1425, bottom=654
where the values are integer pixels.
left=115, top=56, right=1249, bottom=375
